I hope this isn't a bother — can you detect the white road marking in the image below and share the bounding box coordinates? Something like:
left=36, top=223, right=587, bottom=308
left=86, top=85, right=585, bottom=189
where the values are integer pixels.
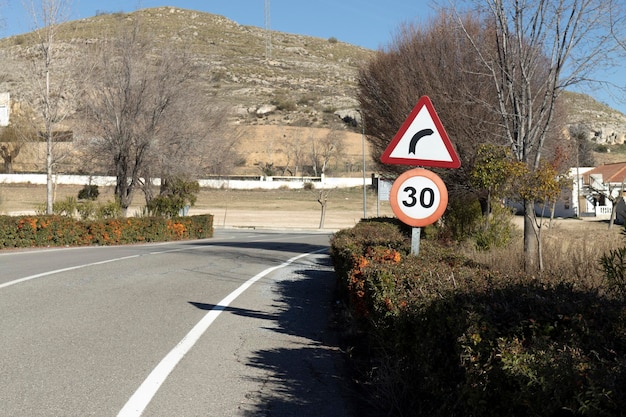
left=0, top=234, right=319, bottom=290
left=116, top=248, right=324, bottom=417
left=0, top=255, right=140, bottom=290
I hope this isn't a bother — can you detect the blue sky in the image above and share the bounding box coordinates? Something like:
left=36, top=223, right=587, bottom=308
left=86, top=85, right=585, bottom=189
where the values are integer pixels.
left=0, top=0, right=435, bottom=50
left=0, top=0, right=624, bottom=113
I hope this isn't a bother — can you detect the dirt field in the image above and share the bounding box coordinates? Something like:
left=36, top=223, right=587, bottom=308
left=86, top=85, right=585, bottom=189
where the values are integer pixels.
left=0, top=183, right=393, bottom=230
left=1, top=183, right=623, bottom=236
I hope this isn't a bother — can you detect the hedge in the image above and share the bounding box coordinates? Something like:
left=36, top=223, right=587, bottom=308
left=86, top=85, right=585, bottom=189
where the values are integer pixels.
left=0, top=214, right=213, bottom=248
left=330, top=220, right=626, bottom=417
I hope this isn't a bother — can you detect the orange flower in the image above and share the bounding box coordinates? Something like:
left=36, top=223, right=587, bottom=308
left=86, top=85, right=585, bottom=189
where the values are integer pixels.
left=167, top=221, right=187, bottom=238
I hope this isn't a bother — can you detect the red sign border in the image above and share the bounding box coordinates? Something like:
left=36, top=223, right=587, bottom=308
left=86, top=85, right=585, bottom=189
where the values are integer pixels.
left=389, top=168, right=449, bottom=227
left=380, top=96, right=461, bottom=168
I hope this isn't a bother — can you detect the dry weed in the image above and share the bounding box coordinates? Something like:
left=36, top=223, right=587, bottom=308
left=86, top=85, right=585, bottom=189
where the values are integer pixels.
left=463, top=219, right=624, bottom=289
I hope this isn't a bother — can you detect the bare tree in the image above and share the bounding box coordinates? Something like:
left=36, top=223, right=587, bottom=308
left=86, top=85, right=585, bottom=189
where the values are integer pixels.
left=290, top=135, right=306, bottom=177
left=568, top=124, right=595, bottom=168
left=456, top=0, right=619, bottom=269
left=23, top=0, right=74, bottom=214
left=197, top=106, right=242, bottom=177
left=358, top=11, right=505, bottom=195
left=80, top=20, right=206, bottom=215
left=316, top=188, right=331, bottom=229
left=138, top=103, right=239, bottom=204
left=310, top=127, right=345, bottom=176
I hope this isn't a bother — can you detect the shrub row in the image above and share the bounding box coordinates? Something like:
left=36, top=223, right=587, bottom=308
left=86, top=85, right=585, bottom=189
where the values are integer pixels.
left=330, top=219, right=626, bottom=417
left=0, top=214, right=213, bottom=248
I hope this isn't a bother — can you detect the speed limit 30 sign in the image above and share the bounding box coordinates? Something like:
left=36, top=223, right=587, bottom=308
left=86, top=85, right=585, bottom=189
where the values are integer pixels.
left=389, top=168, right=448, bottom=227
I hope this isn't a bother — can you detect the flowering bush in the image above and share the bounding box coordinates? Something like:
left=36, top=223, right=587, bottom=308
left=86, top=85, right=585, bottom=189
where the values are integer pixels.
left=0, top=214, right=213, bottom=248
left=331, top=219, right=626, bottom=417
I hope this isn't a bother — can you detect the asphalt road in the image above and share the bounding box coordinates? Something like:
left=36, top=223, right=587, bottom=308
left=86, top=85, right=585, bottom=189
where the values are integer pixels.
left=0, top=229, right=354, bottom=417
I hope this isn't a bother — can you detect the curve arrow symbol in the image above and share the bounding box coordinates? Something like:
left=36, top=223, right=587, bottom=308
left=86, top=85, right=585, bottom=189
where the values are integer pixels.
left=409, top=128, right=434, bottom=154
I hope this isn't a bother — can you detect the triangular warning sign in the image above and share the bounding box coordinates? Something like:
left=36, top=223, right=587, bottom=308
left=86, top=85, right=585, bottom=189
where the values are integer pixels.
left=380, top=96, right=461, bottom=168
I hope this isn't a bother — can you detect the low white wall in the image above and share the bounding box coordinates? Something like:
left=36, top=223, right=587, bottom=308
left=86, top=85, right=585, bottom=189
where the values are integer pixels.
left=0, top=174, right=369, bottom=190
left=0, top=174, right=117, bottom=186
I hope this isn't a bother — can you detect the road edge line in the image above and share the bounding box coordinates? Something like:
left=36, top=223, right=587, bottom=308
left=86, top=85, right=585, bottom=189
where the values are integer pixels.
left=116, top=248, right=326, bottom=417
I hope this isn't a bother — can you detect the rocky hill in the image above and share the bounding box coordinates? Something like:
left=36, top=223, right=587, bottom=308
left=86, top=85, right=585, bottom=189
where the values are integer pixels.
left=0, top=6, right=624, bottom=174
left=0, top=7, right=375, bottom=174
left=563, top=91, right=626, bottom=145
left=0, top=7, right=371, bottom=129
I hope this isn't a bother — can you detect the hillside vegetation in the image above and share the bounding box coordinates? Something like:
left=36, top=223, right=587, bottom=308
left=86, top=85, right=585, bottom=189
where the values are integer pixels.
left=0, top=6, right=624, bottom=174
left=0, top=7, right=372, bottom=128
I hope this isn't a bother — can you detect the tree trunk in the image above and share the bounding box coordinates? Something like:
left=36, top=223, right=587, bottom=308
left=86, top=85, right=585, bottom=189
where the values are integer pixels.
left=115, top=176, right=133, bottom=217
left=46, top=135, right=53, bottom=214
left=319, top=202, right=327, bottom=229
left=549, top=200, right=556, bottom=228
left=523, top=199, right=538, bottom=272
left=318, top=190, right=328, bottom=229
left=3, top=158, right=12, bottom=174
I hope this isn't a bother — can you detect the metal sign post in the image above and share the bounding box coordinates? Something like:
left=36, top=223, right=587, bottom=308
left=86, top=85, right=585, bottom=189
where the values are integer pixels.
left=411, top=227, right=421, bottom=256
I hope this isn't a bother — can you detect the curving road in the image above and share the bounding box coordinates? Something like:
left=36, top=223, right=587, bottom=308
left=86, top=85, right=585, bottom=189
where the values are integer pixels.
left=0, top=229, right=353, bottom=417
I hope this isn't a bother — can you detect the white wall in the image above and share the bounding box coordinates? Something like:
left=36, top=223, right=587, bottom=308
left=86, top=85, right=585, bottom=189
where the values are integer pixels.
left=0, top=92, right=9, bottom=127
left=0, top=174, right=369, bottom=190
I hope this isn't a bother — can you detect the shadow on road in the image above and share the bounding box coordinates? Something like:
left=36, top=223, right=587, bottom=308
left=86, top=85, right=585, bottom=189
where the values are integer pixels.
left=182, top=237, right=329, bottom=258
left=244, top=255, right=357, bottom=417
left=190, top=254, right=358, bottom=417
left=188, top=302, right=276, bottom=322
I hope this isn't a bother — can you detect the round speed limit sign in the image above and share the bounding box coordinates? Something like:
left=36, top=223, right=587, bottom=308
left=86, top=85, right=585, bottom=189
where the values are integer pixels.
left=390, top=168, right=448, bottom=227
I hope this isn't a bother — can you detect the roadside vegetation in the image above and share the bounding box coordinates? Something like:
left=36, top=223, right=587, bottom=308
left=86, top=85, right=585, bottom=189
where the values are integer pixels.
left=2, top=1, right=626, bottom=414
left=340, top=1, right=626, bottom=413
left=331, top=218, right=626, bottom=416
left=0, top=182, right=213, bottom=248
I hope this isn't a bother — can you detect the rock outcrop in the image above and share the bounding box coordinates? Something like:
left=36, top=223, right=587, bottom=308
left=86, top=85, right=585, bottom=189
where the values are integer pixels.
left=563, top=91, right=626, bottom=145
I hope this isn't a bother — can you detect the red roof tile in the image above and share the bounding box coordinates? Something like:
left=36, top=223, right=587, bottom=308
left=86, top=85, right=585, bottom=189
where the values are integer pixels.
left=583, top=162, right=626, bottom=184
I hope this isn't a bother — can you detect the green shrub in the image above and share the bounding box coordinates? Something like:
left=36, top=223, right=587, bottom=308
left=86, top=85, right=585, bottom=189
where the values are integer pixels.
left=146, top=177, right=200, bottom=218
left=472, top=203, right=516, bottom=250
left=270, top=97, right=296, bottom=111
left=76, top=200, right=96, bottom=220
left=95, top=200, right=122, bottom=219
left=146, top=195, right=185, bottom=218
left=330, top=220, right=626, bottom=417
left=595, top=144, right=609, bottom=153
left=53, top=196, right=78, bottom=217
left=78, top=184, right=99, bottom=201
left=600, top=246, right=626, bottom=297
left=442, top=195, right=515, bottom=249
left=442, top=194, right=482, bottom=241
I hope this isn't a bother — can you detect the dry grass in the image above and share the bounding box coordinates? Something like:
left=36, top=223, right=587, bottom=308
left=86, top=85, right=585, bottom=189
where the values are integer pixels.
left=464, top=216, right=625, bottom=288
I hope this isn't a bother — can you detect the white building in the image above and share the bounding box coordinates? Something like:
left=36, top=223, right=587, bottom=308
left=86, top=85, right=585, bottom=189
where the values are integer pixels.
left=508, top=167, right=594, bottom=219
left=579, top=162, right=626, bottom=222
left=531, top=162, right=626, bottom=221
left=0, top=93, right=9, bottom=127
